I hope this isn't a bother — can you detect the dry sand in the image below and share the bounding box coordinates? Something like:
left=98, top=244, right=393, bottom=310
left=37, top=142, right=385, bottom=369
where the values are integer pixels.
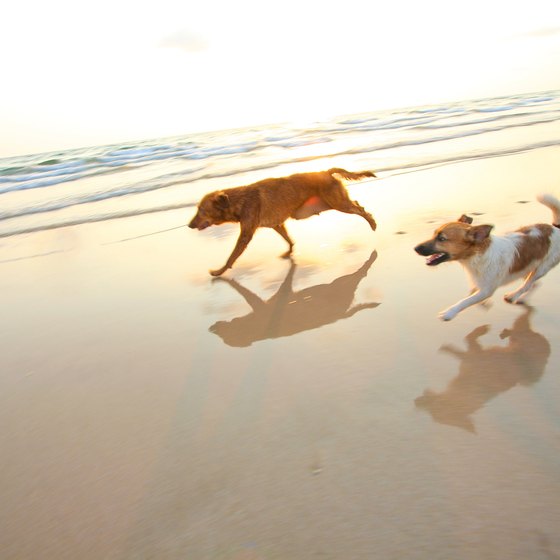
left=1, top=147, right=560, bottom=559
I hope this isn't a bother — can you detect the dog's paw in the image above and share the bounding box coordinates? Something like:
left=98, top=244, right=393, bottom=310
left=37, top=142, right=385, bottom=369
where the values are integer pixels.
left=504, top=292, right=521, bottom=304
left=439, top=309, right=457, bottom=321
left=209, top=267, right=227, bottom=277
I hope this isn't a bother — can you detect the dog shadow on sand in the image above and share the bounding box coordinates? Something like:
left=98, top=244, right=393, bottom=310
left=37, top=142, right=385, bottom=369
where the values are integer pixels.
left=209, top=250, right=379, bottom=347
left=415, top=306, right=550, bottom=433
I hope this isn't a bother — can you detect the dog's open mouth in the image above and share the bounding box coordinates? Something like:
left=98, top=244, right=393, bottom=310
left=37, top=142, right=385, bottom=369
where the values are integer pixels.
left=426, top=252, right=449, bottom=266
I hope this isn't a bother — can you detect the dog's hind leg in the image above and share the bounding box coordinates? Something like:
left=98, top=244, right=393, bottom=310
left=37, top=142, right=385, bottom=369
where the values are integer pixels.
left=504, top=271, right=535, bottom=303
left=321, top=188, right=377, bottom=230
left=333, top=199, right=377, bottom=230
left=504, top=268, right=546, bottom=304
left=272, top=224, right=295, bottom=258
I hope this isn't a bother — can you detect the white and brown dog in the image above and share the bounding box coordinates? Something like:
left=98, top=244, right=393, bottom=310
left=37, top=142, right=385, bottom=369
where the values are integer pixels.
left=415, top=194, right=560, bottom=321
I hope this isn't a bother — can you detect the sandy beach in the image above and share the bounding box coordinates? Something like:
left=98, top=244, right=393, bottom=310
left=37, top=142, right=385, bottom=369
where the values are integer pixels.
left=2, top=145, right=560, bottom=559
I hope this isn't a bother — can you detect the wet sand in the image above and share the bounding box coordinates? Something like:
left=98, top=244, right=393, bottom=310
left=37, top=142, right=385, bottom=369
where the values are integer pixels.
left=1, top=147, right=560, bottom=559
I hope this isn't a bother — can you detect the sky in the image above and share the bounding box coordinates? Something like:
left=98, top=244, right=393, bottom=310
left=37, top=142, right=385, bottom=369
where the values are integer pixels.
left=1, top=0, right=560, bottom=158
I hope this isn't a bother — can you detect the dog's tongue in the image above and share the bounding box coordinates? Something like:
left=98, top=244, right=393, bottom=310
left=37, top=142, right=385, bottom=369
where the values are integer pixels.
left=427, top=253, right=445, bottom=265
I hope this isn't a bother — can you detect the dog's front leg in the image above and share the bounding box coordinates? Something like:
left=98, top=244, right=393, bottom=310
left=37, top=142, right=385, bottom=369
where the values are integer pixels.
left=210, top=223, right=256, bottom=276
left=439, top=288, right=494, bottom=321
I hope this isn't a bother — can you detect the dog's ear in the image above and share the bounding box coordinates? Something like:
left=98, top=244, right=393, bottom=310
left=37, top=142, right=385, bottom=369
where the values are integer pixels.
left=458, top=214, right=473, bottom=224
left=213, top=192, right=230, bottom=210
left=467, top=224, right=493, bottom=243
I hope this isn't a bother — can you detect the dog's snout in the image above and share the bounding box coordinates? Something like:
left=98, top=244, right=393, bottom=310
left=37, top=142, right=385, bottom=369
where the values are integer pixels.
left=188, top=215, right=210, bottom=230
left=415, top=243, right=430, bottom=256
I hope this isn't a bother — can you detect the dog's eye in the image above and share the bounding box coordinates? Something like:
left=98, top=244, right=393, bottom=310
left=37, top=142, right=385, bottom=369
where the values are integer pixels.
left=437, top=234, right=447, bottom=242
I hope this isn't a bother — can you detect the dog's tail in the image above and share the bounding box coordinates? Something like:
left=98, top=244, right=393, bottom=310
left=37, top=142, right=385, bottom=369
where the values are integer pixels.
left=537, top=193, right=560, bottom=227
left=328, top=168, right=376, bottom=181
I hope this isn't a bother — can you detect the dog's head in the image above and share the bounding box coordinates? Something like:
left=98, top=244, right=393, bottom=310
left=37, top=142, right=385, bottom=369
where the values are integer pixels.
left=188, top=191, right=231, bottom=230
left=414, top=214, right=493, bottom=266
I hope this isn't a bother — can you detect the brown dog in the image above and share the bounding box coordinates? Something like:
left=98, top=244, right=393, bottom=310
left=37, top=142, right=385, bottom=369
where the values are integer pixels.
left=188, top=168, right=377, bottom=276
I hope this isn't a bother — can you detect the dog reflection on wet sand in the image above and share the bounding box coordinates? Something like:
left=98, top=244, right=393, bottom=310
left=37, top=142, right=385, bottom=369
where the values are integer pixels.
left=210, top=251, right=379, bottom=347
left=415, top=307, right=550, bottom=432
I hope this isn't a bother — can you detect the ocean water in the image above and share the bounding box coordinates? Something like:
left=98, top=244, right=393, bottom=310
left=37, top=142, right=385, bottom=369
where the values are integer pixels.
left=1, top=89, right=560, bottom=239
